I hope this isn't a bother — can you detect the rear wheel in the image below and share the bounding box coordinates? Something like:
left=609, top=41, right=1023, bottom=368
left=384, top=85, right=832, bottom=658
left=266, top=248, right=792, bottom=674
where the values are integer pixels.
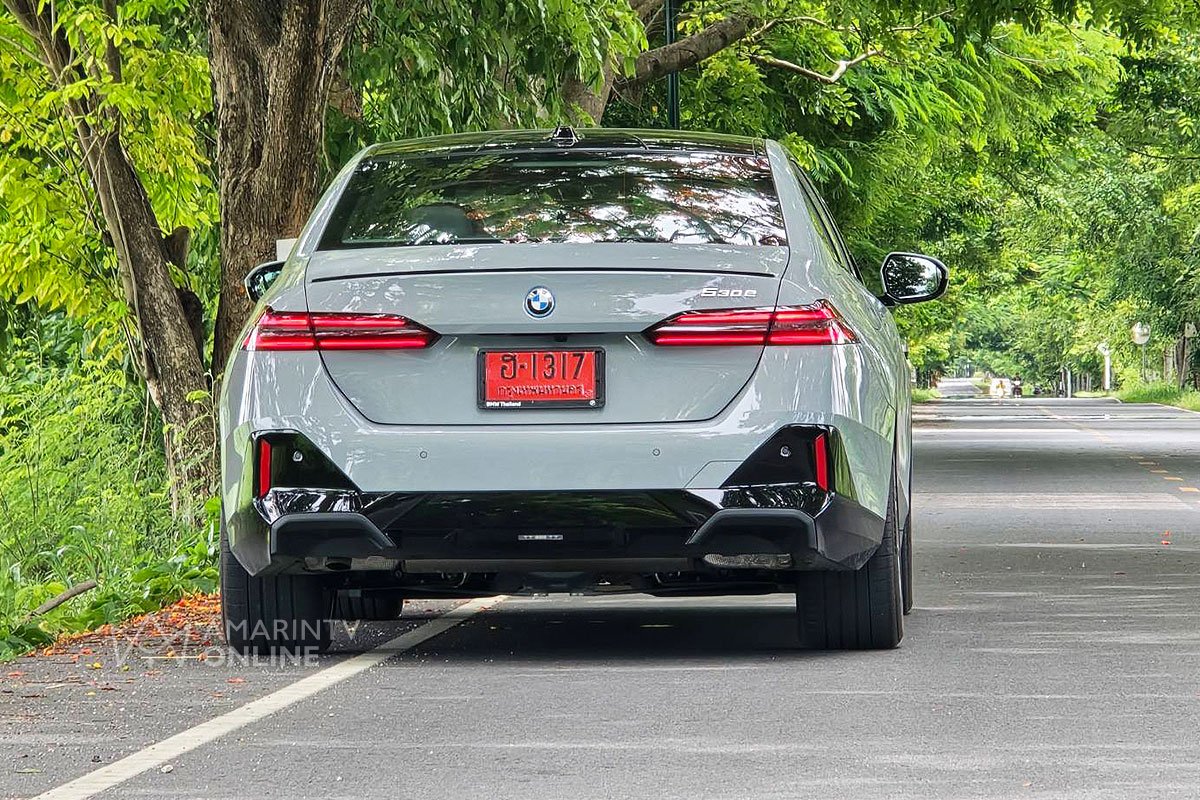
left=220, top=524, right=331, bottom=655
left=334, top=592, right=404, bottom=621
left=795, top=471, right=903, bottom=650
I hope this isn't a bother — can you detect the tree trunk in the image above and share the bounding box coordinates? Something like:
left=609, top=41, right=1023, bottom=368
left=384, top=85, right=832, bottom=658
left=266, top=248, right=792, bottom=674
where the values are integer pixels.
left=89, top=133, right=217, bottom=508
left=563, top=72, right=618, bottom=124
left=207, top=0, right=364, bottom=376
left=5, top=0, right=217, bottom=511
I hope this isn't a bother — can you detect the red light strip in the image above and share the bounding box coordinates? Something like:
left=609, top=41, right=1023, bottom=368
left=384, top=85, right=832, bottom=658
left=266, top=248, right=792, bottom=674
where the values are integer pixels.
left=257, top=438, right=272, bottom=498
left=243, top=309, right=438, bottom=351
left=670, top=310, right=776, bottom=326
left=813, top=433, right=829, bottom=490
left=646, top=302, right=857, bottom=346
left=316, top=334, right=433, bottom=350
left=649, top=332, right=768, bottom=346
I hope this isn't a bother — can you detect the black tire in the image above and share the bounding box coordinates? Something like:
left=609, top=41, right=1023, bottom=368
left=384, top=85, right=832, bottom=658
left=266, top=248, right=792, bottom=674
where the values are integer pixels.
left=220, top=524, right=331, bottom=655
left=901, top=509, right=914, bottom=615
left=795, top=471, right=904, bottom=650
left=334, top=593, right=404, bottom=621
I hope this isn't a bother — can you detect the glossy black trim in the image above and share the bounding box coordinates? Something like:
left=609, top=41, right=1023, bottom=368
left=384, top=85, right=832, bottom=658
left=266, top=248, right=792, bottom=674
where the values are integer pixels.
left=687, top=509, right=816, bottom=549
left=256, top=432, right=356, bottom=497
left=721, top=426, right=832, bottom=490
left=270, top=513, right=393, bottom=558
left=365, top=128, right=763, bottom=159
left=879, top=252, right=949, bottom=305
left=241, top=485, right=882, bottom=576
left=308, top=266, right=779, bottom=284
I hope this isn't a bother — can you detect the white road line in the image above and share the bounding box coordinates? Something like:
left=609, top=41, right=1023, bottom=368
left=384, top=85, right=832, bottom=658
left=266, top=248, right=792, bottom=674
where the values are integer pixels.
left=32, top=596, right=505, bottom=800
left=914, top=427, right=1083, bottom=434
left=914, top=492, right=1191, bottom=510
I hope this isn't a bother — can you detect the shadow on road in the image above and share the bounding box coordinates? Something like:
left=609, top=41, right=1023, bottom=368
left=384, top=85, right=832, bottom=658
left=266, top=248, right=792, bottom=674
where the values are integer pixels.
left=330, top=600, right=863, bottom=664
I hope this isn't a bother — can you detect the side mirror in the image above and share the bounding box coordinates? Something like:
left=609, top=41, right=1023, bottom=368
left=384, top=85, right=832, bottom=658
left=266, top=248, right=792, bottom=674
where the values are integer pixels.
left=880, top=252, right=948, bottom=304
left=244, top=260, right=285, bottom=303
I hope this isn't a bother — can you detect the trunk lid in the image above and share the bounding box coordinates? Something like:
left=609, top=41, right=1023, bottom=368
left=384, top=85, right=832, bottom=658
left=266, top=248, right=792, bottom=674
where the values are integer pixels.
left=304, top=243, right=787, bottom=425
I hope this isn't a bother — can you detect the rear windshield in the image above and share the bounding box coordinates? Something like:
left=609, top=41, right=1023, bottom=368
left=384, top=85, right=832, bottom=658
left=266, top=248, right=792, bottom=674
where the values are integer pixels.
left=317, top=150, right=787, bottom=249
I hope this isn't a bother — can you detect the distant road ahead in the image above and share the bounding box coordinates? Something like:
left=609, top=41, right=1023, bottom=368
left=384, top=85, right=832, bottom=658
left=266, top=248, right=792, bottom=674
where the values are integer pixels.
left=936, top=375, right=982, bottom=397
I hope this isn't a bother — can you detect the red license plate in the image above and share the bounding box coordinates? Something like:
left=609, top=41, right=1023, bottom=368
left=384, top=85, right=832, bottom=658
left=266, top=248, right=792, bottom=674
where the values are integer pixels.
left=478, top=349, right=605, bottom=409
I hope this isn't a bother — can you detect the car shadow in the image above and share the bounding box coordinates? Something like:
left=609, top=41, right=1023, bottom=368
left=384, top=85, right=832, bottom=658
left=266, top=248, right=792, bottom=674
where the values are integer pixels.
left=327, top=599, right=861, bottom=663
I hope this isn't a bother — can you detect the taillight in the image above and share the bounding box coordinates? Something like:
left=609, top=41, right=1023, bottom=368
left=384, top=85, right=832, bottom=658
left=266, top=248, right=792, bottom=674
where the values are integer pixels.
left=645, top=301, right=856, bottom=346
left=242, top=309, right=438, bottom=351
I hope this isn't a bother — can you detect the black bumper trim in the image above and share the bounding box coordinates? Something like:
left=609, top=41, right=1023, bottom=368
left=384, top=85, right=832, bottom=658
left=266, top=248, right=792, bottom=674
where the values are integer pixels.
left=269, top=512, right=394, bottom=559
left=686, top=508, right=817, bottom=550
left=230, top=485, right=883, bottom=577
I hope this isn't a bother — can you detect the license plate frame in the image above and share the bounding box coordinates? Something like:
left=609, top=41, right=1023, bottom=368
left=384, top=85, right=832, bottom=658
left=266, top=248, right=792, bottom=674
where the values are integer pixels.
left=477, top=348, right=606, bottom=410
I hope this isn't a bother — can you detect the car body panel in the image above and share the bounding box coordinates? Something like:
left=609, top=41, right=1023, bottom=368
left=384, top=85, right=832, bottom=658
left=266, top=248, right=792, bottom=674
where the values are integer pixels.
left=303, top=245, right=787, bottom=425
left=220, top=128, right=921, bottom=586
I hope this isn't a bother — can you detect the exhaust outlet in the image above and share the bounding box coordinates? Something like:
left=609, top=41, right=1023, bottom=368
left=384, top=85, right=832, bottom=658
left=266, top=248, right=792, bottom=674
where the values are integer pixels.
left=702, top=553, right=793, bottom=570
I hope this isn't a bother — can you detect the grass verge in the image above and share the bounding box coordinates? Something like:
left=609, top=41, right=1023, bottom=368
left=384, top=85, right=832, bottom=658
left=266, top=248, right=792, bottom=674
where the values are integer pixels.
left=1115, top=381, right=1200, bottom=411
left=912, top=387, right=942, bottom=403
left=0, top=348, right=217, bottom=660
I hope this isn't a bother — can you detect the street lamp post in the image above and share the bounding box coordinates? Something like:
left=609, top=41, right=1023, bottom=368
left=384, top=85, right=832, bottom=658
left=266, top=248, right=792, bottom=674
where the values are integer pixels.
left=1184, top=322, right=1196, bottom=389
left=1132, top=323, right=1151, bottom=381
left=1097, top=343, right=1111, bottom=391
left=665, top=0, right=680, bottom=129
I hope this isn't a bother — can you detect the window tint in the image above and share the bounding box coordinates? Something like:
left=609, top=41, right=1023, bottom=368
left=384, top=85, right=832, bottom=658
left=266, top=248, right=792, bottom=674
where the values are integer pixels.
left=319, top=151, right=788, bottom=249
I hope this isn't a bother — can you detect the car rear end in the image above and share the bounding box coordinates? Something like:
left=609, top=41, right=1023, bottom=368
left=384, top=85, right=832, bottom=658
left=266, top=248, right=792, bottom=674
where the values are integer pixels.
left=219, top=129, right=899, bottom=646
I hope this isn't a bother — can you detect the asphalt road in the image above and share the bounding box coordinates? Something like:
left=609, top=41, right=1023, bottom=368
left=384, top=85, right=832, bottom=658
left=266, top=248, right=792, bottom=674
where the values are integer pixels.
left=6, top=392, right=1200, bottom=799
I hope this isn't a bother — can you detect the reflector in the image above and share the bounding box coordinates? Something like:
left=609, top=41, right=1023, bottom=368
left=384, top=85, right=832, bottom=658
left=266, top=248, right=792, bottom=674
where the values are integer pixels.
left=813, top=433, right=829, bottom=490
left=257, top=438, right=272, bottom=498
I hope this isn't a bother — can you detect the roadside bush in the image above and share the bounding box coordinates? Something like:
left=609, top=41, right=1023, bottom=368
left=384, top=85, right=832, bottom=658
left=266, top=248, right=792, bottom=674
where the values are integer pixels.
left=0, top=336, right=217, bottom=659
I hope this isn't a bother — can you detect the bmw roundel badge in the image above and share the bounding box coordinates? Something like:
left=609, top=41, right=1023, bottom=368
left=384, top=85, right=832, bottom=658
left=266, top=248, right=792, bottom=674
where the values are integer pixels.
left=525, top=286, right=555, bottom=318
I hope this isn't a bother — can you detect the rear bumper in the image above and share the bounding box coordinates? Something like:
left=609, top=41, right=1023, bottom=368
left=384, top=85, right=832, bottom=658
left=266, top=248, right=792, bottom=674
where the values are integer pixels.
left=229, top=484, right=883, bottom=577
left=219, top=346, right=897, bottom=518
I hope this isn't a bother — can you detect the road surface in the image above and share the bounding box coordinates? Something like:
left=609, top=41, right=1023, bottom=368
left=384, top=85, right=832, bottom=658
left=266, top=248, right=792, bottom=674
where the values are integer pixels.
left=5, top=396, right=1200, bottom=799
left=938, top=375, right=981, bottom=397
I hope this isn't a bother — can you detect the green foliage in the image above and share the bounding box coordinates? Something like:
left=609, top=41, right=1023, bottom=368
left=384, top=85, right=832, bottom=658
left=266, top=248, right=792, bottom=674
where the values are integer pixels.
left=0, top=0, right=216, bottom=328
left=0, top=321, right=216, bottom=659
left=1116, top=381, right=1200, bottom=411
left=324, top=0, right=645, bottom=172
left=606, top=2, right=1155, bottom=382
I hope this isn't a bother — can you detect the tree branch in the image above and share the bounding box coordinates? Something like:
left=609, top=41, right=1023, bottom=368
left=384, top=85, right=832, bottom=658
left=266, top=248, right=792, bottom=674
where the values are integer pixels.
left=751, top=50, right=881, bottom=84
left=25, top=580, right=98, bottom=619
left=327, top=67, right=362, bottom=120
left=747, top=15, right=829, bottom=42
left=0, top=31, right=44, bottom=64
left=102, top=0, right=123, bottom=83
left=4, top=0, right=74, bottom=80
left=748, top=8, right=951, bottom=42
left=1099, top=127, right=1200, bottom=161
left=630, top=0, right=662, bottom=24
left=883, top=9, right=954, bottom=34
left=621, top=12, right=757, bottom=89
